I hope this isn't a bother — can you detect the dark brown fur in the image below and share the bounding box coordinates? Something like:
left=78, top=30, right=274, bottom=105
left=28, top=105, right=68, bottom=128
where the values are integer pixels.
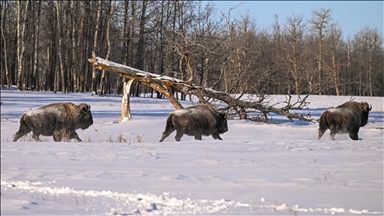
left=318, top=101, right=371, bottom=140
left=13, top=102, right=93, bottom=142
left=159, top=104, right=228, bottom=142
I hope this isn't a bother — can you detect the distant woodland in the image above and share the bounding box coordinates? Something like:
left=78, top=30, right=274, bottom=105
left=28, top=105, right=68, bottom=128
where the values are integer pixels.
left=1, top=1, right=383, bottom=97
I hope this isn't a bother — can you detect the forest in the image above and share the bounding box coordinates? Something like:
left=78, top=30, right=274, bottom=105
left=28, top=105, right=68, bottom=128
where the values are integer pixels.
left=1, top=0, right=383, bottom=97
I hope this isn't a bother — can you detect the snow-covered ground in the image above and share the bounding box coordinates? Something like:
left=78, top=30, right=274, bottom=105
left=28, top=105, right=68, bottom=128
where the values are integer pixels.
left=1, top=89, right=383, bottom=215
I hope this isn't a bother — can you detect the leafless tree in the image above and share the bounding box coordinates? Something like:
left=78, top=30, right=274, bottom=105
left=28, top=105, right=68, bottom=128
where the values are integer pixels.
left=284, top=14, right=305, bottom=95
left=16, top=1, right=29, bottom=90
left=309, top=8, right=332, bottom=95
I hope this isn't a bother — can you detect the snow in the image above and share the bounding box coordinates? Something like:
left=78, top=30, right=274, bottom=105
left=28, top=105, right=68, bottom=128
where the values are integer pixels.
left=1, top=89, right=383, bottom=215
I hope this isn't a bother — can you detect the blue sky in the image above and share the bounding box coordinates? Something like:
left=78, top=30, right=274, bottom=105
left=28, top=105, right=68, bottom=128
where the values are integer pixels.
left=206, top=1, right=383, bottom=39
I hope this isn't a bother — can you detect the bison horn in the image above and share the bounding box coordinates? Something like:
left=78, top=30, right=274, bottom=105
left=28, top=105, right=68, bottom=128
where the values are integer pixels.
left=84, top=104, right=90, bottom=111
left=79, top=103, right=90, bottom=112
left=369, top=104, right=372, bottom=111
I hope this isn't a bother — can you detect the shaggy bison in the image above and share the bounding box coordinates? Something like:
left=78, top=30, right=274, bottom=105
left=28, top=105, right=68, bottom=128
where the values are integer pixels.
left=318, top=101, right=372, bottom=140
left=13, top=102, right=93, bottom=142
left=159, top=104, right=228, bottom=142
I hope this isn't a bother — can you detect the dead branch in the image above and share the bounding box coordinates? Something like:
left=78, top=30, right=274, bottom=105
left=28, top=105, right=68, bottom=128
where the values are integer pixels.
left=282, top=94, right=310, bottom=111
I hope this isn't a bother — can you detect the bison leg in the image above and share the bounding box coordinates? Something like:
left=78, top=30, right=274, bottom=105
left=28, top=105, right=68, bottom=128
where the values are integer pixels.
left=174, top=130, right=184, bottom=142
left=70, top=131, right=82, bottom=142
left=317, top=131, right=324, bottom=140
left=13, top=121, right=32, bottom=142
left=159, top=115, right=176, bottom=142
left=213, top=134, right=223, bottom=140
left=318, top=112, right=330, bottom=140
left=317, top=128, right=327, bottom=140
left=53, top=134, right=61, bottom=142
left=159, top=134, right=167, bottom=142
left=52, top=130, right=62, bottom=142
left=13, top=129, right=30, bottom=142
left=211, top=131, right=222, bottom=140
left=32, top=133, right=43, bottom=142
left=194, top=134, right=202, bottom=140
left=159, top=128, right=175, bottom=142
left=329, top=130, right=337, bottom=140
left=208, top=125, right=223, bottom=140
left=349, top=132, right=359, bottom=140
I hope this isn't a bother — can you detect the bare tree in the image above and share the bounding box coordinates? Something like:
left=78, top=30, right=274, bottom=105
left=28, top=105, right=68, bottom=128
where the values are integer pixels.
left=55, top=1, right=65, bottom=93
left=0, top=9, right=11, bottom=89
left=91, top=0, right=102, bottom=93
left=327, top=24, right=342, bottom=95
left=352, top=27, right=384, bottom=96
left=32, top=0, right=41, bottom=91
left=16, top=1, right=29, bottom=90
left=309, top=8, right=332, bottom=95
left=98, top=0, right=115, bottom=96
left=284, top=14, right=305, bottom=95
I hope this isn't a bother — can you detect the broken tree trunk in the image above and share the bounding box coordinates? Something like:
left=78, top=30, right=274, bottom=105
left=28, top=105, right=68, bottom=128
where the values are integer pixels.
left=88, top=53, right=314, bottom=122
left=121, top=79, right=134, bottom=121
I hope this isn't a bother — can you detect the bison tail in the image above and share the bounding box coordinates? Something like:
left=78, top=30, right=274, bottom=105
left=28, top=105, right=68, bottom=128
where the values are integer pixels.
left=165, top=114, right=175, bottom=130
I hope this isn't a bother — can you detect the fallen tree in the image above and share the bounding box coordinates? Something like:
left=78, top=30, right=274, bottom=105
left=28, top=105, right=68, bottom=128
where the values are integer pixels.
left=88, top=52, right=314, bottom=122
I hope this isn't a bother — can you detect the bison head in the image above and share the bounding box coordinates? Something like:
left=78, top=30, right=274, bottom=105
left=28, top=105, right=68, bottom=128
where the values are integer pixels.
left=76, top=103, right=93, bottom=130
left=360, top=102, right=372, bottom=127
left=216, top=113, right=228, bottom=134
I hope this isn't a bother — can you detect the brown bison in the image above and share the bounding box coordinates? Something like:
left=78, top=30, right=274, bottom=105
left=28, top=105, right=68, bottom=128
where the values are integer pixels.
left=159, top=104, right=228, bottom=142
left=13, top=102, right=93, bottom=142
left=318, top=101, right=372, bottom=140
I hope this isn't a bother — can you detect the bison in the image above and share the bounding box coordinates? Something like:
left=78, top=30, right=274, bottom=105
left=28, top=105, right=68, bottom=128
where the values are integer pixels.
left=318, top=101, right=372, bottom=140
left=159, top=104, right=228, bottom=142
left=13, top=102, right=93, bottom=142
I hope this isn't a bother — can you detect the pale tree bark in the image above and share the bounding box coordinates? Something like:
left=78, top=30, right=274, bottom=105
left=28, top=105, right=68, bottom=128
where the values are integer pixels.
left=184, top=54, right=194, bottom=83
left=71, top=1, right=78, bottom=92
left=346, top=38, right=351, bottom=94
left=65, top=1, right=72, bottom=92
left=56, top=1, right=65, bottom=93
left=1, top=25, right=10, bottom=89
left=120, top=0, right=137, bottom=120
left=136, top=0, right=148, bottom=70
left=79, top=1, right=91, bottom=92
left=121, top=79, right=135, bottom=121
left=32, top=0, right=41, bottom=91
left=16, top=0, right=20, bottom=88
left=17, top=1, right=29, bottom=90
left=220, top=5, right=239, bottom=93
left=89, top=54, right=314, bottom=122
left=98, top=0, right=115, bottom=96
left=91, top=0, right=102, bottom=93
left=328, top=25, right=341, bottom=95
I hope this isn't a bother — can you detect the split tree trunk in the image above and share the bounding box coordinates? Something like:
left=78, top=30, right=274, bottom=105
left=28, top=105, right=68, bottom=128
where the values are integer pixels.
left=121, top=79, right=135, bottom=121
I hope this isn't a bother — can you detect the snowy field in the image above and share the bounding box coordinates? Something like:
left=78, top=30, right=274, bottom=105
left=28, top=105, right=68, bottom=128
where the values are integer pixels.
left=1, top=89, right=383, bottom=215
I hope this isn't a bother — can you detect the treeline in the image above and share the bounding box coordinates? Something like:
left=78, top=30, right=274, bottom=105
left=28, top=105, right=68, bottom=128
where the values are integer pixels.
left=1, top=1, right=383, bottom=96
